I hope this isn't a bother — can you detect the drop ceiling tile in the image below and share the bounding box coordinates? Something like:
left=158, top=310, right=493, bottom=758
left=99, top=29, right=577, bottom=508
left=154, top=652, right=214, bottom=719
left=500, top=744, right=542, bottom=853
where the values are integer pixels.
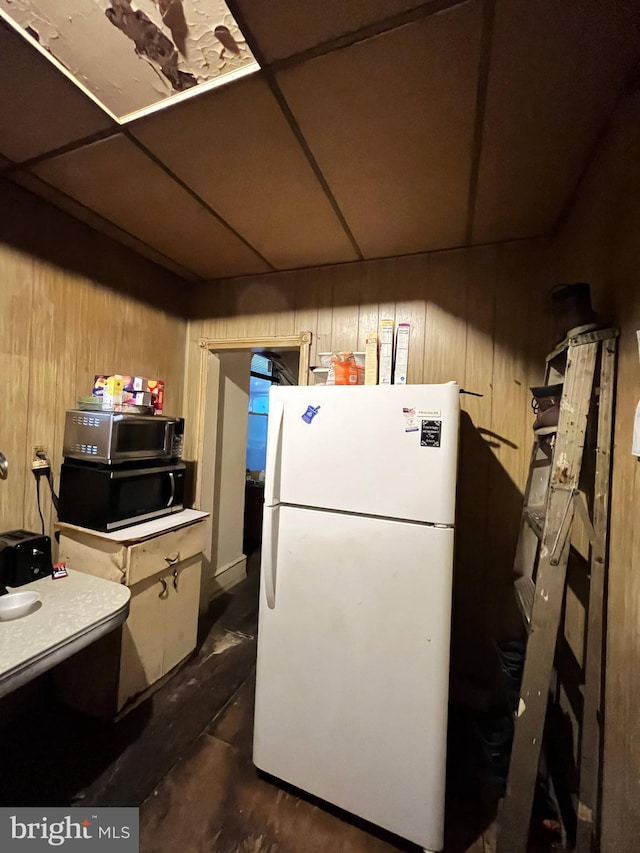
left=0, top=21, right=114, bottom=162
left=0, top=0, right=258, bottom=121
left=9, top=170, right=197, bottom=279
left=30, top=135, right=271, bottom=279
left=234, top=0, right=433, bottom=63
left=473, top=0, right=640, bottom=244
left=277, top=3, right=482, bottom=259
left=131, top=75, right=359, bottom=269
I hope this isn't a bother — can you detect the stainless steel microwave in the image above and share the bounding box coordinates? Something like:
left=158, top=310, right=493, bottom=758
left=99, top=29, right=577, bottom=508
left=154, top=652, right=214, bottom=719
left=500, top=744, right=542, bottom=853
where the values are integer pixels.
left=58, top=459, right=186, bottom=531
left=63, top=410, right=179, bottom=465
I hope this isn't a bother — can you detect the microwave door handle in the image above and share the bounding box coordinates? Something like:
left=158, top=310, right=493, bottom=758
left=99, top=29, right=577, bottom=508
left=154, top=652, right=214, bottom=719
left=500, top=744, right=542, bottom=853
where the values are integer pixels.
left=167, top=471, right=175, bottom=507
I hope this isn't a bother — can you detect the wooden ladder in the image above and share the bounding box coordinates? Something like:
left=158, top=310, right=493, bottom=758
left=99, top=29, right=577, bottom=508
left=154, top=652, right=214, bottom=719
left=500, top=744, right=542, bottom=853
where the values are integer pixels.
left=497, top=327, right=618, bottom=853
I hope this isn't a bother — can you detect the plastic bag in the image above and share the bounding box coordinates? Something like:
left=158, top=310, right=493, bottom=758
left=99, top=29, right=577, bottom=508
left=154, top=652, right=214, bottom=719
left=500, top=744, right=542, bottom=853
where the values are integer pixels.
left=332, top=353, right=359, bottom=385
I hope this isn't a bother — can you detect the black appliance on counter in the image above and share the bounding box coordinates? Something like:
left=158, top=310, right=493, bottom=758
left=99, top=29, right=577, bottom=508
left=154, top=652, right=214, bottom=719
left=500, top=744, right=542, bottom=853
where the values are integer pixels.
left=58, top=409, right=187, bottom=532
left=0, top=530, right=53, bottom=587
left=58, top=458, right=186, bottom=532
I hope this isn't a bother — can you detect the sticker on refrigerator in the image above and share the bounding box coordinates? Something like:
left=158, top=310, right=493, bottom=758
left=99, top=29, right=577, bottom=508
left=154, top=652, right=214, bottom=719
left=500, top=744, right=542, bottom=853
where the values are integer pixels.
left=301, top=405, right=321, bottom=424
left=420, top=419, right=441, bottom=447
left=402, top=407, right=419, bottom=432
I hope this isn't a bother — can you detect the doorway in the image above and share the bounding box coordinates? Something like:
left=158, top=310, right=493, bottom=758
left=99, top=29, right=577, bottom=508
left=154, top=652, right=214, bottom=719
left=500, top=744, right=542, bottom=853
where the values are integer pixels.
left=244, top=351, right=299, bottom=555
left=189, top=333, right=311, bottom=609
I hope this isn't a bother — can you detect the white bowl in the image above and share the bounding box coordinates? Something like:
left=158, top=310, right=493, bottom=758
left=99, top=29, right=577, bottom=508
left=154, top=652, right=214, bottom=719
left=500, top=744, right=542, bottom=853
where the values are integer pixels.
left=0, top=591, right=41, bottom=621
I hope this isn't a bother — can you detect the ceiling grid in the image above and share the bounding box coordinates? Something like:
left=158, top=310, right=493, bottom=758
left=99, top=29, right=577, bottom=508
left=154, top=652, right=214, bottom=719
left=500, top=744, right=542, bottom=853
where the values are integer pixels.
left=0, top=1, right=639, bottom=279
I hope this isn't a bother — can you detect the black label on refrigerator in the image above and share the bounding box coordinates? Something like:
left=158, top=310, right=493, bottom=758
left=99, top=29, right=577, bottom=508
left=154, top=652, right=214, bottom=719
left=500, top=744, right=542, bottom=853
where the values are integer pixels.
left=420, top=419, right=441, bottom=448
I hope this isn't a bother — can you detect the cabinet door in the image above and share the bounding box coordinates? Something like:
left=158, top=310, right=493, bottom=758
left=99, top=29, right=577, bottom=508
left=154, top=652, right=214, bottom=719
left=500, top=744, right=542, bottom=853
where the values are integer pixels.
left=162, top=556, right=201, bottom=675
left=118, top=573, right=167, bottom=710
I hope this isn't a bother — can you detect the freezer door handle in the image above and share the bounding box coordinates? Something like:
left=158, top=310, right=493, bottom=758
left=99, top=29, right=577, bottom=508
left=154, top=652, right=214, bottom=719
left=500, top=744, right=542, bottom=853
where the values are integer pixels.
left=265, top=400, right=284, bottom=507
left=263, top=505, right=279, bottom=609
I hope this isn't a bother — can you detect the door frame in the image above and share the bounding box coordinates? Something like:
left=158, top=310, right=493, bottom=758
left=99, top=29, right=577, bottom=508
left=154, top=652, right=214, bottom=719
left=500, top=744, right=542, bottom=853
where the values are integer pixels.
left=185, top=332, right=311, bottom=605
left=192, top=331, right=311, bottom=508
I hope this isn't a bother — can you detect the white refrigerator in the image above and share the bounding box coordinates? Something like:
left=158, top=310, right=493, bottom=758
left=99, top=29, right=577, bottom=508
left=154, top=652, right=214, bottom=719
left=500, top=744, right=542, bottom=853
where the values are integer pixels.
left=253, top=383, right=460, bottom=852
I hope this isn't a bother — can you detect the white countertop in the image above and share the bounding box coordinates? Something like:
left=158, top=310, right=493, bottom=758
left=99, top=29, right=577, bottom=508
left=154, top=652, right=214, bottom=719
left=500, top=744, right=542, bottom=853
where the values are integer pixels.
left=56, top=508, right=209, bottom=544
left=0, top=569, right=130, bottom=698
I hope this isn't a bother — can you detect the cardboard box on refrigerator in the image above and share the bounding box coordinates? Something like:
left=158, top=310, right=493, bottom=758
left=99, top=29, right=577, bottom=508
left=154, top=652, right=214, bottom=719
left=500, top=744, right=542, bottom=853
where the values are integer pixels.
left=364, top=333, right=378, bottom=385
left=378, top=319, right=394, bottom=385
left=393, top=323, right=410, bottom=385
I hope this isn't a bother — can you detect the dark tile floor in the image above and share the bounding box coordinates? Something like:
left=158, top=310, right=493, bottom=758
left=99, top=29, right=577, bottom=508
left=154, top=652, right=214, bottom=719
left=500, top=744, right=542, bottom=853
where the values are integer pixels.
left=0, top=554, right=561, bottom=852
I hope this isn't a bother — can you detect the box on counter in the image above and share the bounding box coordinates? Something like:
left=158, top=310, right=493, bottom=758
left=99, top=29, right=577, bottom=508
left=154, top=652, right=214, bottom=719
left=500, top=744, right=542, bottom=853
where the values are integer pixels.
left=393, top=323, right=410, bottom=385
left=93, top=375, right=165, bottom=413
left=123, top=391, right=153, bottom=406
left=379, top=319, right=394, bottom=385
left=103, top=375, right=124, bottom=411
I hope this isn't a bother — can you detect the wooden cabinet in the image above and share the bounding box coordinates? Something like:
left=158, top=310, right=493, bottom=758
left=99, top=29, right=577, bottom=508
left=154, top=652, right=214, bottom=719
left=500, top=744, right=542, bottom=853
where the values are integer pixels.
left=54, top=517, right=205, bottom=717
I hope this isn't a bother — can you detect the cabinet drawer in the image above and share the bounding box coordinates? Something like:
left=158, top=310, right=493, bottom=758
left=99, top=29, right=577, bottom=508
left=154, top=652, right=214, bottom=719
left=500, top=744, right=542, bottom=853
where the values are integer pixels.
left=126, top=521, right=205, bottom=586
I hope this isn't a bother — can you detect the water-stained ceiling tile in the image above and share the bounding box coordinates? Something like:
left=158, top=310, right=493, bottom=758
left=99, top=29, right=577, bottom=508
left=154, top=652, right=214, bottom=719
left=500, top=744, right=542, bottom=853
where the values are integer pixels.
left=30, top=135, right=271, bottom=278
left=0, top=0, right=259, bottom=120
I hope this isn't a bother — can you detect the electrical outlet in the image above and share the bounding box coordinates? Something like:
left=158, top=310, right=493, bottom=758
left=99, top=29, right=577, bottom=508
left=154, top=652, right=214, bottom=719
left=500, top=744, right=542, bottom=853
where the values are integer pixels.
left=31, top=445, right=49, bottom=470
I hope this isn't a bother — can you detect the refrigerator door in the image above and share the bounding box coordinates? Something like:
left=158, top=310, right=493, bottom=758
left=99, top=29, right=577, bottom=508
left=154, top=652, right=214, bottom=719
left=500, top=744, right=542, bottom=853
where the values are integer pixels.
left=265, top=384, right=459, bottom=524
left=254, top=505, right=454, bottom=851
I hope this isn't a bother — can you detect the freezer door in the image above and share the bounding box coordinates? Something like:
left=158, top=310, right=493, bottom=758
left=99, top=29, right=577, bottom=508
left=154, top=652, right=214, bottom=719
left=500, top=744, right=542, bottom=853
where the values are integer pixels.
left=265, top=384, right=459, bottom=524
left=254, top=505, right=454, bottom=851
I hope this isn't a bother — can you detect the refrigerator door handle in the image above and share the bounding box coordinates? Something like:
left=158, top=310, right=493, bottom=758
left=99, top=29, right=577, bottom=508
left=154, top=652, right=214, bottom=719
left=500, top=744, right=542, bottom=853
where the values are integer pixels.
left=263, top=505, right=279, bottom=609
left=265, top=400, right=284, bottom=507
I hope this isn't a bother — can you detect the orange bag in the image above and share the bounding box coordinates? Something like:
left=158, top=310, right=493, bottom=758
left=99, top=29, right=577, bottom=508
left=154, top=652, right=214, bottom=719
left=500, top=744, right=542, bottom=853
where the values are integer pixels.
left=332, top=354, right=359, bottom=385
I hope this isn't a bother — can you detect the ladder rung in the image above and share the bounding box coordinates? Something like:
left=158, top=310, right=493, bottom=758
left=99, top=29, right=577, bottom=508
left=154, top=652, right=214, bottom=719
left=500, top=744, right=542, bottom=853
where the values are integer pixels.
left=514, top=575, right=535, bottom=629
left=545, top=326, right=619, bottom=363
left=523, top=506, right=545, bottom=539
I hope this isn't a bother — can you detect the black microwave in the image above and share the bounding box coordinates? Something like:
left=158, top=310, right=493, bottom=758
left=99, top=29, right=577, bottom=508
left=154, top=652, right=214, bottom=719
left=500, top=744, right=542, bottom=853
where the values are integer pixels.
left=58, top=459, right=186, bottom=532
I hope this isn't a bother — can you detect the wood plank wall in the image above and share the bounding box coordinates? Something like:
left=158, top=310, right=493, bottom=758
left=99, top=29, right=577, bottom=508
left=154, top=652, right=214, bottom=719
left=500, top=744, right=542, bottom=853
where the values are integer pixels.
left=551, top=88, right=640, bottom=853
left=0, top=179, right=188, bottom=548
left=187, top=239, right=551, bottom=692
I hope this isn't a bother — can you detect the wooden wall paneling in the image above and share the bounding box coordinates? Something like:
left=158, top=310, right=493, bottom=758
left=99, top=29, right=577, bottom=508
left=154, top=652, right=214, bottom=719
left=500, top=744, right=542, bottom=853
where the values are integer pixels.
left=0, top=245, right=33, bottom=531
left=22, top=263, right=63, bottom=535
left=314, top=267, right=334, bottom=359
left=423, top=249, right=468, bottom=385
left=0, top=350, right=30, bottom=532
left=271, top=276, right=298, bottom=338
left=181, top=335, right=204, bottom=465
left=392, top=254, right=427, bottom=385
left=49, top=273, right=85, bottom=550
left=356, top=264, right=380, bottom=354
left=229, top=277, right=294, bottom=339
left=603, top=301, right=640, bottom=849
left=485, top=242, right=537, bottom=639
left=294, top=268, right=324, bottom=368
left=329, top=267, right=360, bottom=353
left=547, top=90, right=640, bottom=851
left=375, top=258, right=398, bottom=358
left=454, top=245, right=497, bottom=665
left=462, top=245, right=497, bottom=419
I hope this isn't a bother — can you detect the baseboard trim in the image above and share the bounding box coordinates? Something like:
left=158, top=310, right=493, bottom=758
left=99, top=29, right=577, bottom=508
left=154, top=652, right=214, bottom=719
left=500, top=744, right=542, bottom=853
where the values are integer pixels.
left=208, top=555, right=247, bottom=602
